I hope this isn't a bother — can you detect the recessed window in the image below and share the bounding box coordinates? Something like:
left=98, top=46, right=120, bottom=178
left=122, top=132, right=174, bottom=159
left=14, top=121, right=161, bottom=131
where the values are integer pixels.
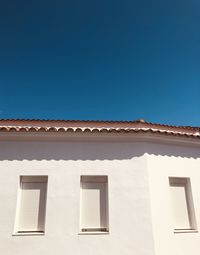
left=14, top=176, right=48, bottom=234
left=169, top=177, right=196, bottom=232
left=80, top=176, right=109, bottom=233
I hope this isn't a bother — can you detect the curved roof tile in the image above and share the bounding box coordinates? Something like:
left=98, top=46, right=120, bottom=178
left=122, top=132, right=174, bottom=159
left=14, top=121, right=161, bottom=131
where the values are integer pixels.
left=0, top=119, right=199, bottom=139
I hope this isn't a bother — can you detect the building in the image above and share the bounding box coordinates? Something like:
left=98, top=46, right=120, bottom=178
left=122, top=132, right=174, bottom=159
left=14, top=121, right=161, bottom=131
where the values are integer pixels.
left=0, top=118, right=200, bottom=255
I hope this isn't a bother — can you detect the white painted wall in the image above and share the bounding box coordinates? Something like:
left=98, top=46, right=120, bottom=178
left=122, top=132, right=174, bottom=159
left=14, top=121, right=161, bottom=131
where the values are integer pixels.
left=147, top=142, right=200, bottom=255
left=0, top=139, right=155, bottom=255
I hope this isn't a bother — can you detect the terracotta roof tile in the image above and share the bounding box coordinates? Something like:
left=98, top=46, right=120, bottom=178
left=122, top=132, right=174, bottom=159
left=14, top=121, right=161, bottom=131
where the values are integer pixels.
left=0, top=119, right=199, bottom=139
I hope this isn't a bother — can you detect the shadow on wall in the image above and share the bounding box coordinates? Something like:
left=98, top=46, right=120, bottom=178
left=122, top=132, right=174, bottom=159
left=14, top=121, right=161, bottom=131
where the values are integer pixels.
left=0, top=141, right=145, bottom=161
left=0, top=141, right=199, bottom=161
left=145, top=143, right=200, bottom=159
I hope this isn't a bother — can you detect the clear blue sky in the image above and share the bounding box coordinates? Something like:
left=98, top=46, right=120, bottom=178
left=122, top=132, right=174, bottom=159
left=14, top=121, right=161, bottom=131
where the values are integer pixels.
left=0, top=0, right=200, bottom=126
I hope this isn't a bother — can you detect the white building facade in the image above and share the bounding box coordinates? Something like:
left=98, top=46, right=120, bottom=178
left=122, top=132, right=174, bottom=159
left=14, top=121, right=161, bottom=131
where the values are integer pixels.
left=0, top=119, right=200, bottom=255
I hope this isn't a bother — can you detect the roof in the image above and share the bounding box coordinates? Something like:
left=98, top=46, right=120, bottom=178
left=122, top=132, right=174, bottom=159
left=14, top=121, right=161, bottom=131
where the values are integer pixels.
left=0, top=119, right=199, bottom=139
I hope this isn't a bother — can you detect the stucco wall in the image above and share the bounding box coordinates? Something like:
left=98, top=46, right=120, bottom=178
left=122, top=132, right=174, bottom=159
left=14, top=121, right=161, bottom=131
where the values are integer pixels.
left=0, top=140, right=155, bottom=255
left=147, top=142, right=200, bottom=255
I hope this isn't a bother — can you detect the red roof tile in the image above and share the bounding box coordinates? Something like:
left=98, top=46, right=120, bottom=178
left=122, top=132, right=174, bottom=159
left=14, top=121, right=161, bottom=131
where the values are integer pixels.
left=0, top=119, right=199, bottom=139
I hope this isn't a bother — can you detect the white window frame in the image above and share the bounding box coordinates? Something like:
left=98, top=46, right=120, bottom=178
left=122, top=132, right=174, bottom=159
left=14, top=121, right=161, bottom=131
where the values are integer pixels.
left=79, top=175, right=109, bottom=234
left=13, top=176, right=48, bottom=236
left=169, top=177, right=197, bottom=233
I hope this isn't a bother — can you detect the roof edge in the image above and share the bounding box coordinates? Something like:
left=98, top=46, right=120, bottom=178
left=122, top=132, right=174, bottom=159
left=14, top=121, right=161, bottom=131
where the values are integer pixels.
left=0, top=118, right=198, bottom=129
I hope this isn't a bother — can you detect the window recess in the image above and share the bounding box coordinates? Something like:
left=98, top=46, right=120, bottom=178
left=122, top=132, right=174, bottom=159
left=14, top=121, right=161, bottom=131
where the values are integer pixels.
left=169, top=177, right=197, bottom=232
left=14, top=176, right=48, bottom=234
left=80, top=176, right=109, bottom=233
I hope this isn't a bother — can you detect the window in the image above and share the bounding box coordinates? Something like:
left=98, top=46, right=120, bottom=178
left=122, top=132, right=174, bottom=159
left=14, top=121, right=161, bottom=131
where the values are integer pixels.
left=169, top=177, right=196, bottom=232
left=14, top=176, right=48, bottom=234
left=80, top=176, right=109, bottom=233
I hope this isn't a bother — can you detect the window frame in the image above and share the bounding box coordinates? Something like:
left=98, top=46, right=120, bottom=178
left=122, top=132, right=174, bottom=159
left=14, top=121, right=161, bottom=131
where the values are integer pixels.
left=79, top=175, right=109, bottom=234
left=169, top=177, right=197, bottom=233
left=13, top=175, right=48, bottom=236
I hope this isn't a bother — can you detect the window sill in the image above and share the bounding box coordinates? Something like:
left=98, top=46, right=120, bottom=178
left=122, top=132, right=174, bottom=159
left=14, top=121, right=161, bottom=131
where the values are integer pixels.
left=174, top=229, right=198, bottom=234
left=12, top=232, right=45, bottom=236
left=78, top=231, right=109, bottom=235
